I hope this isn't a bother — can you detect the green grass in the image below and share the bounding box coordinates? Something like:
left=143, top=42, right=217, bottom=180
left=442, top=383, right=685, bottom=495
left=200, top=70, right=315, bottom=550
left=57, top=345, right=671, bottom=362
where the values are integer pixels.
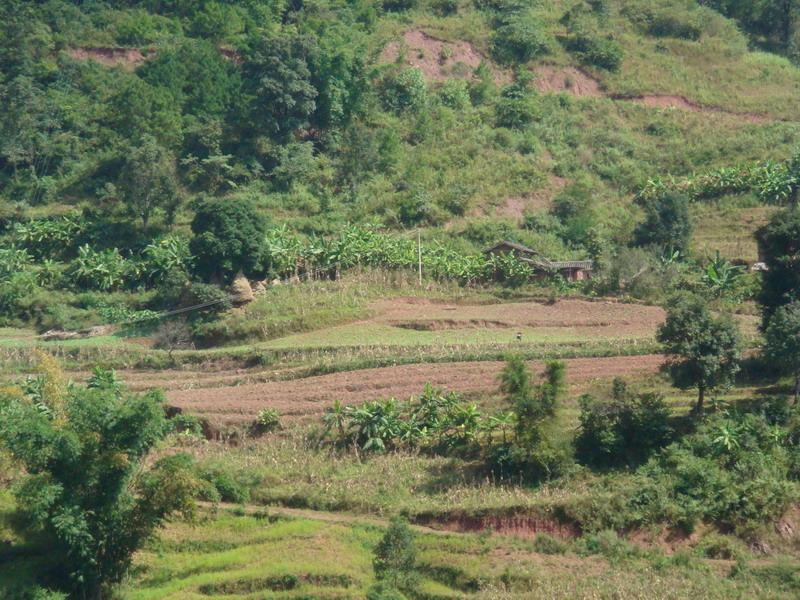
left=691, top=195, right=778, bottom=262
left=258, top=321, right=648, bottom=349
left=115, top=507, right=799, bottom=599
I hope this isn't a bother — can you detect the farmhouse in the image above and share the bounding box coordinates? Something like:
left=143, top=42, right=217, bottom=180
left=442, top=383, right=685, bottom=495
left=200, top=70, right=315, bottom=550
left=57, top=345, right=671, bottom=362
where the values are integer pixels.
left=484, top=241, right=594, bottom=282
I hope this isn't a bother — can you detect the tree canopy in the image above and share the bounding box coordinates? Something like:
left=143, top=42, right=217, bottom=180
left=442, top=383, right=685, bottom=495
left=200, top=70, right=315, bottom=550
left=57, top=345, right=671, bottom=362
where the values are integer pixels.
left=756, top=208, right=800, bottom=325
left=189, top=196, right=268, bottom=281
left=657, top=293, right=741, bottom=410
left=0, top=354, right=203, bottom=599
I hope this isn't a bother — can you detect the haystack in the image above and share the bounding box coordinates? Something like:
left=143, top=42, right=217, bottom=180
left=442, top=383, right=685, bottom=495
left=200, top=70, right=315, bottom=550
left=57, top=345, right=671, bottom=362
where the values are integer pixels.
left=230, top=271, right=254, bottom=304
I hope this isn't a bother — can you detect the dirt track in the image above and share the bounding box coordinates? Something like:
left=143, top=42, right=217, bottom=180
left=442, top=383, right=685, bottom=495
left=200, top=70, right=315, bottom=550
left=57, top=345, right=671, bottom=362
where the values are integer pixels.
left=166, top=354, right=664, bottom=423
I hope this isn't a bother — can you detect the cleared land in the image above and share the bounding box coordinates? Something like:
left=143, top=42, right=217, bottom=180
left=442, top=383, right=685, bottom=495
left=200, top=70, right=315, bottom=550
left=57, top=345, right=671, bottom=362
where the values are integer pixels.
left=259, top=297, right=666, bottom=349
left=166, top=354, right=664, bottom=423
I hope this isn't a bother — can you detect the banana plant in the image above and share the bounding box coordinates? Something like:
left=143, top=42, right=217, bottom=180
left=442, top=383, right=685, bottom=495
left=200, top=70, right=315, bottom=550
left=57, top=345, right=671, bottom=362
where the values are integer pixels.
left=712, top=424, right=741, bottom=453
left=702, top=251, right=744, bottom=298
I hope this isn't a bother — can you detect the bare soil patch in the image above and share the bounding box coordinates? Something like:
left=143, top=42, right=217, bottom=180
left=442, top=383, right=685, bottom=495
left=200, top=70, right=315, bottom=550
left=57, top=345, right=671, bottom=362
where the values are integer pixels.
left=621, top=94, right=771, bottom=124
left=372, top=297, right=665, bottom=338
left=165, top=354, right=665, bottom=424
left=67, top=47, right=146, bottom=68
left=528, top=65, right=774, bottom=123
left=380, top=30, right=508, bottom=83
left=533, top=66, right=604, bottom=98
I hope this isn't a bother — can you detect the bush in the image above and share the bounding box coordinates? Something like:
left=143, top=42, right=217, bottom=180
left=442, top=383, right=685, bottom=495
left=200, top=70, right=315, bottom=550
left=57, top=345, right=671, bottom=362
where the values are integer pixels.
left=200, top=468, right=250, bottom=504
left=532, top=533, right=567, bottom=555
left=366, top=583, right=408, bottom=600
left=380, top=68, right=427, bottom=113
left=575, top=383, right=673, bottom=469
left=495, top=73, right=539, bottom=129
left=438, top=79, right=471, bottom=110
left=189, top=196, right=268, bottom=281
left=633, top=191, right=692, bottom=253
left=373, top=517, right=418, bottom=593
left=382, top=0, right=417, bottom=12
left=579, top=530, right=639, bottom=561
left=68, top=245, right=130, bottom=291
left=253, top=408, right=281, bottom=434
left=0, top=361, right=203, bottom=598
left=491, top=10, right=553, bottom=64
left=431, top=0, right=458, bottom=16
left=643, top=411, right=799, bottom=535
left=624, top=4, right=704, bottom=40
left=696, top=533, right=746, bottom=560
left=564, top=32, right=623, bottom=71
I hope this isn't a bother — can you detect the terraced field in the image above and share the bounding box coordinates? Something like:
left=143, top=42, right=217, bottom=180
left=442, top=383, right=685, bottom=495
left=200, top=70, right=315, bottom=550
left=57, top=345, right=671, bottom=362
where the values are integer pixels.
left=165, top=355, right=665, bottom=424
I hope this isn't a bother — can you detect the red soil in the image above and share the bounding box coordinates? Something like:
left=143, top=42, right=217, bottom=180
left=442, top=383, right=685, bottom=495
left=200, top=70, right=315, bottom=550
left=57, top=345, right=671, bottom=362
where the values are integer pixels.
left=533, top=65, right=604, bottom=97
left=380, top=30, right=509, bottom=83
left=67, top=47, right=146, bottom=68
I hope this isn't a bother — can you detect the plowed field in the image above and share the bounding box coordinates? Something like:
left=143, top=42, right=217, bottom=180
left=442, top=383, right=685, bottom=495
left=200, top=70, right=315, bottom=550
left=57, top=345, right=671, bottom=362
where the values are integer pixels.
left=165, top=354, right=665, bottom=424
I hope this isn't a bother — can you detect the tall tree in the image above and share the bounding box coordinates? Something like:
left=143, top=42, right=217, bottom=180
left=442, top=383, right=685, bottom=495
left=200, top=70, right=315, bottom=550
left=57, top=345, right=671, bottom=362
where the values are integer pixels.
left=117, top=135, right=181, bottom=232
left=138, top=38, right=241, bottom=120
left=189, top=195, right=268, bottom=281
left=0, top=353, right=203, bottom=599
left=657, top=293, right=741, bottom=411
left=763, top=300, right=800, bottom=403
left=756, top=208, right=800, bottom=325
left=633, top=191, right=693, bottom=253
left=371, top=516, right=418, bottom=596
left=241, top=31, right=318, bottom=141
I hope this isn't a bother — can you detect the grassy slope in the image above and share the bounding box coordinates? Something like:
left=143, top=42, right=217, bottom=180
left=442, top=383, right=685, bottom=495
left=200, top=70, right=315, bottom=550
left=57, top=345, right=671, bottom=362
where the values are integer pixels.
left=363, top=1, right=800, bottom=260
left=117, top=508, right=798, bottom=599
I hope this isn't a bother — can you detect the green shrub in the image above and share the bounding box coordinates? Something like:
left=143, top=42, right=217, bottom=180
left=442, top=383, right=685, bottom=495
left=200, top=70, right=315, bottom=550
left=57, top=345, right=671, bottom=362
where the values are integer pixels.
left=68, top=245, right=130, bottom=292
left=373, top=517, right=419, bottom=592
left=579, top=530, right=638, bottom=561
left=532, top=533, right=567, bottom=555
left=367, top=582, right=408, bottom=600
left=696, top=533, right=746, bottom=560
left=575, top=384, right=673, bottom=469
left=623, top=3, right=704, bottom=41
left=491, top=10, right=554, bottom=64
left=438, top=80, right=471, bottom=110
left=431, top=0, right=459, bottom=16
left=254, top=408, right=281, bottom=434
left=643, top=411, right=799, bottom=535
left=0, top=272, right=38, bottom=321
left=564, top=32, right=623, bottom=71
left=200, top=468, right=250, bottom=504
left=380, top=68, right=427, bottom=113
left=0, top=246, right=33, bottom=280
left=495, top=75, right=539, bottom=129
left=190, top=196, right=268, bottom=281
left=382, top=0, right=417, bottom=12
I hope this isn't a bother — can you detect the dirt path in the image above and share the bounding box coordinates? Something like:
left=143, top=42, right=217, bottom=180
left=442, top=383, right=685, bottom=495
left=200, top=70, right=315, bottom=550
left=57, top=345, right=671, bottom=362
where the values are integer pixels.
left=208, top=501, right=454, bottom=536
left=166, top=354, right=664, bottom=423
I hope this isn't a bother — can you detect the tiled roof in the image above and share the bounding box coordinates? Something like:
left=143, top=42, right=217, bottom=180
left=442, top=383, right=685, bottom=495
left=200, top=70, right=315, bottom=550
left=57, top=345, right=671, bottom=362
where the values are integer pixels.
left=483, top=240, right=537, bottom=254
left=485, top=241, right=593, bottom=271
left=548, top=260, right=594, bottom=270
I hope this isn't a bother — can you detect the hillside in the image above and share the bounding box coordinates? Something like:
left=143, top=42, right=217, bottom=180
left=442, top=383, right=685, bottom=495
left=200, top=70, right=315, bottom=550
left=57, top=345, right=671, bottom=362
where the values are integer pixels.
left=2, top=2, right=800, bottom=599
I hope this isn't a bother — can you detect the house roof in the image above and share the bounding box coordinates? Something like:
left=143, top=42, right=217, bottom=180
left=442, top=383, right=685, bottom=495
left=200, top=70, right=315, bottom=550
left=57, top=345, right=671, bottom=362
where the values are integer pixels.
left=520, top=258, right=594, bottom=271
left=484, top=241, right=593, bottom=271
left=548, top=260, right=594, bottom=270
left=483, top=240, right=537, bottom=255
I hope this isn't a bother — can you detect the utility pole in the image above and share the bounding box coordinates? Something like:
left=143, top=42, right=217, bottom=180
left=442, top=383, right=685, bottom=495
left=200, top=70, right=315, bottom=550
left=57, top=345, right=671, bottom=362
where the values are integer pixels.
left=417, top=229, right=423, bottom=286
